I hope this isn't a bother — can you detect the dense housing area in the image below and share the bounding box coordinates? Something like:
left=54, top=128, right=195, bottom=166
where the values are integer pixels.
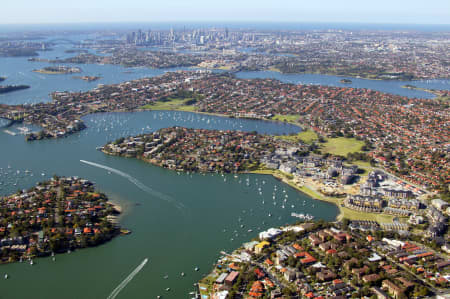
left=198, top=221, right=449, bottom=299
left=0, top=177, right=120, bottom=263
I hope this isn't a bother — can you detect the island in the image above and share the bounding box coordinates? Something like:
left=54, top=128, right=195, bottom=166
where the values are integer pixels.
left=197, top=221, right=446, bottom=299
left=33, top=66, right=82, bottom=74
left=0, top=176, right=122, bottom=264
left=0, top=85, right=30, bottom=94
left=340, top=78, right=352, bottom=84
left=72, top=75, right=101, bottom=82
left=402, top=84, right=417, bottom=89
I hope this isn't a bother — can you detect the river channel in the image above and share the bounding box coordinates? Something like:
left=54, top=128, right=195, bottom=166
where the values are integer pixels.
left=0, top=37, right=448, bottom=299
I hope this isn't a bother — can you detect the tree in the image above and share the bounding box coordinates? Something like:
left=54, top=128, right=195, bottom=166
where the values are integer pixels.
left=342, top=218, right=350, bottom=229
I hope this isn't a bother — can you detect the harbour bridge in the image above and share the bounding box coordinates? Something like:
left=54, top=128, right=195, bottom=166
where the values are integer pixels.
left=47, top=38, right=80, bottom=45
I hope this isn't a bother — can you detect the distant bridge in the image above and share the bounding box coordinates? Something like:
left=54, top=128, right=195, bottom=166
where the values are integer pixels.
left=47, top=38, right=80, bottom=45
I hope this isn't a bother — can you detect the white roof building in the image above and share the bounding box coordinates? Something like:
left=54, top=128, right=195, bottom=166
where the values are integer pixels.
left=259, top=228, right=282, bottom=240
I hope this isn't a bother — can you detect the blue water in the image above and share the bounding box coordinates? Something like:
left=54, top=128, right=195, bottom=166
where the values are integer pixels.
left=236, top=71, right=449, bottom=99
left=0, top=27, right=447, bottom=299
left=0, top=110, right=333, bottom=299
left=1, top=37, right=448, bottom=106
left=0, top=55, right=190, bottom=105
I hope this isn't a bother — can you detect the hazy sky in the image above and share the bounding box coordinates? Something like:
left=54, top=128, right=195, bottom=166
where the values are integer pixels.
left=1, top=0, right=449, bottom=24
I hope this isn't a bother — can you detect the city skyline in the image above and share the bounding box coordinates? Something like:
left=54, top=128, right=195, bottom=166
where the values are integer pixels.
left=0, top=0, right=449, bottom=25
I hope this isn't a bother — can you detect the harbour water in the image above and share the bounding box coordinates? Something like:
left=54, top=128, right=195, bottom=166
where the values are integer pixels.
left=0, top=111, right=338, bottom=299
left=0, top=35, right=448, bottom=298
left=236, top=71, right=450, bottom=99
left=0, top=41, right=449, bottom=105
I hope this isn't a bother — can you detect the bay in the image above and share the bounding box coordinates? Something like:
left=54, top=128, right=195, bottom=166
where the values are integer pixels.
left=0, top=35, right=448, bottom=298
left=1, top=41, right=449, bottom=106
left=0, top=110, right=338, bottom=299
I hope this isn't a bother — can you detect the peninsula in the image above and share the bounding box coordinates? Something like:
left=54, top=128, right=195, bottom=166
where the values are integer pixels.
left=0, top=84, right=30, bottom=94
left=102, top=127, right=293, bottom=173
left=402, top=85, right=450, bottom=101
left=0, top=71, right=448, bottom=197
left=0, top=176, right=121, bottom=264
left=101, top=126, right=448, bottom=239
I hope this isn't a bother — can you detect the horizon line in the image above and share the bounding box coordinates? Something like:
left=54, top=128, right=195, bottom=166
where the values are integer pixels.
left=0, top=20, right=449, bottom=26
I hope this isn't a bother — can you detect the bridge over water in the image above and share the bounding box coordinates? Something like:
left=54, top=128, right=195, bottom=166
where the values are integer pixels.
left=47, top=38, right=80, bottom=45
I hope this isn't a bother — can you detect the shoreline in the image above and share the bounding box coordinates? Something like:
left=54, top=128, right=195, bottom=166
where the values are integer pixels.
left=250, top=169, right=396, bottom=223
left=108, top=201, right=123, bottom=214
left=103, top=144, right=393, bottom=224
left=249, top=169, right=344, bottom=221
left=0, top=178, right=123, bottom=265
left=265, top=67, right=450, bottom=85
left=138, top=107, right=300, bottom=128
left=33, top=70, right=76, bottom=75
left=23, top=105, right=414, bottom=224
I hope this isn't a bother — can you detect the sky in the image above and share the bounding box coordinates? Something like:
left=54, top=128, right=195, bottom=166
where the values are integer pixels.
left=0, top=0, right=449, bottom=25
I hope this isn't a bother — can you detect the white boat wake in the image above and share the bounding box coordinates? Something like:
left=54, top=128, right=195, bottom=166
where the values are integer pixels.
left=107, top=258, right=149, bottom=299
left=80, top=160, right=186, bottom=211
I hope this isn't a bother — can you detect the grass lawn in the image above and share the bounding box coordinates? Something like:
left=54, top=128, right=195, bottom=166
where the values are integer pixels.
left=275, top=129, right=319, bottom=144
left=216, top=65, right=232, bottom=70
left=268, top=67, right=282, bottom=73
left=140, top=97, right=198, bottom=112
left=321, top=137, right=364, bottom=156
left=272, top=114, right=300, bottom=124
left=339, top=207, right=395, bottom=223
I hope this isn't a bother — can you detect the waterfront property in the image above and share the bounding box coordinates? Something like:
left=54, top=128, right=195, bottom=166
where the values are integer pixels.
left=199, top=222, right=445, bottom=299
left=0, top=70, right=446, bottom=194
left=0, top=177, right=120, bottom=263
left=102, top=127, right=301, bottom=173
